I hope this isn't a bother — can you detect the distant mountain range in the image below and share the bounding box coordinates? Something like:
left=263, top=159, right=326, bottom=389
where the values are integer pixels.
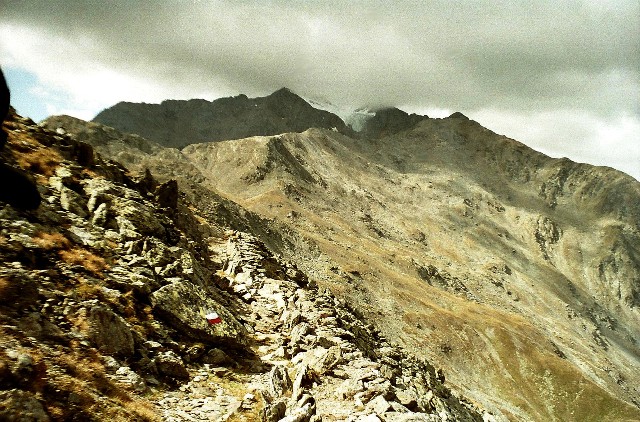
left=93, top=88, right=433, bottom=148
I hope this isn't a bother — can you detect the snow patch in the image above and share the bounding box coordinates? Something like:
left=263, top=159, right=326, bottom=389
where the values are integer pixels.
left=304, top=97, right=375, bottom=132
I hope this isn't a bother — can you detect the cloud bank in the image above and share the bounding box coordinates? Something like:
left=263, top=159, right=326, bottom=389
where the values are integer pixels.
left=1, top=1, right=638, bottom=178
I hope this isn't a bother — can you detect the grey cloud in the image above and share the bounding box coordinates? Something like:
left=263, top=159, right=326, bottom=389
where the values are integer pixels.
left=2, top=1, right=639, bottom=115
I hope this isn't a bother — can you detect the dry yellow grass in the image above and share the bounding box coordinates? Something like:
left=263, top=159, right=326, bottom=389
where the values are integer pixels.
left=33, top=231, right=72, bottom=250
left=18, top=148, right=62, bottom=177
left=59, top=247, right=109, bottom=276
left=51, top=350, right=161, bottom=421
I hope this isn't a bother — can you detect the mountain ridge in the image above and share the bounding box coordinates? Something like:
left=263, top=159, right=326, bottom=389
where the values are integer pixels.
left=92, top=88, right=354, bottom=148
left=92, top=88, right=441, bottom=148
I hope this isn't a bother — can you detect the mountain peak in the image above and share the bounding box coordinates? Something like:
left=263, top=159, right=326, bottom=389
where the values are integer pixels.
left=359, top=107, right=429, bottom=138
left=448, top=111, right=469, bottom=119
left=271, top=87, right=296, bottom=96
left=92, top=89, right=351, bottom=148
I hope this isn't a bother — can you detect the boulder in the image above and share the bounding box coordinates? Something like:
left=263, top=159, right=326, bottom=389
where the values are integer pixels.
left=280, top=403, right=315, bottom=422
left=115, top=366, right=147, bottom=392
left=155, top=179, right=178, bottom=209
left=379, top=413, right=437, bottom=421
left=150, top=280, right=248, bottom=347
left=290, top=322, right=311, bottom=345
left=306, top=345, right=341, bottom=375
left=202, top=348, right=237, bottom=366
left=268, top=365, right=292, bottom=398
left=260, top=399, right=286, bottom=422
left=91, top=202, right=109, bottom=227
left=367, top=395, right=391, bottom=415
left=59, top=185, right=88, bottom=218
left=337, top=377, right=364, bottom=399
left=86, top=304, right=135, bottom=357
left=114, top=198, right=165, bottom=238
left=393, top=389, right=419, bottom=411
left=2, top=347, right=40, bottom=387
left=154, top=350, right=189, bottom=380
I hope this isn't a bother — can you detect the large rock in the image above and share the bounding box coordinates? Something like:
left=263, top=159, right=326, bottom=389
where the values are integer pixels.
left=305, top=345, right=342, bottom=375
left=114, top=198, right=165, bottom=239
left=86, top=304, right=135, bottom=357
left=83, top=178, right=166, bottom=238
left=150, top=280, right=248, bottom=347
left=155, top=179, right=178, bottom=209
left=260, top=399, right=286, bottom=422
left=154, top=350, right=189, bottom=380
left=268, top=365, right=292, bottom=398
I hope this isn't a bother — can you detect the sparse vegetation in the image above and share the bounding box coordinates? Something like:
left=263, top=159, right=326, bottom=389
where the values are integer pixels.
left=33, top=230, right=72, bottom=250
left=59, top=247, right=109, bottom=275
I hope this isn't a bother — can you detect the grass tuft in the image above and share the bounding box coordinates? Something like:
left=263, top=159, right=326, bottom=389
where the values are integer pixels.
left=59, top=247, right=109, bottom=276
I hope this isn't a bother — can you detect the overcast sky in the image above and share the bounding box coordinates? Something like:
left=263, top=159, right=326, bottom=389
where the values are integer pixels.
left=1, top=1, right=638, bottom=179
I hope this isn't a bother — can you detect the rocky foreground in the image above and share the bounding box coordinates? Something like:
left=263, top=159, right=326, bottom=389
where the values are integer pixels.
left=0, top=113, right=487, bottom=420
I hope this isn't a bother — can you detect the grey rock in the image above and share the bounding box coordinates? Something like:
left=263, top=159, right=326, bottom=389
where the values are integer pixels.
left=309, top=345, right=341, bottom=374
left=337, top=377, right=364, bottom=399
left=367, top=395, right=391, bottom=415
left=86, top=304, right=135, bottom=357
left=91, top=202, right=109, bottom=226
left=201, top=348, right=237, bottom=366
left=394, top=389, right=418, bottom=410
left=366, top=378, right=392, bottom=398
left=59, top=185, right=88, bottom=218
left=150, top=279, right=248, bottom=346
left=389, top=401, right=411, bottom=413
left=115, top=198, right=165, bottom=238
left=291, top=364, right=308, bottom=401
left=0, top=389, right=50, bottom=421
left=355, top=415, right=382, bottom=422
left=3, top=348, right=37, bottom=386
left=261, top=399, right=287, bottom=422
left=381, top=413, right=440, bottom=421
left=154, top=350, right=189, bottom=380
left=115, top=366, right=147, bottom=392
left=269, top=365, right=292, bottom=398
left=279, top=402, right=315, bottom=422
left=290, top=322, right=312, bottom=345
left=142, top=237, right=177, bottom=267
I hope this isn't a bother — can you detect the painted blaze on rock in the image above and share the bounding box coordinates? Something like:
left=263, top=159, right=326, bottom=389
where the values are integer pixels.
left=206, top=312, right=222, bottom=324
left=150, top=280, right=247, bottom=347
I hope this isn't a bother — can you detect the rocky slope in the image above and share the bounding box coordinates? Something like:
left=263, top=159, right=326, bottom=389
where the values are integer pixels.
left=43, top=85, right=640, bottom=421
left=41, top=103, right=640, bottom=421
left=1, top=112, right=486, bottom=420
left=92, top=88, right=353, bottom=149
left=176, top=119, right=640, bottom=421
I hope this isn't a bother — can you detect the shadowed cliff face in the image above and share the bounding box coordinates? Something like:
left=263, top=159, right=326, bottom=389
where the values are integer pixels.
left=43, top=108, right=640, bottom=420
left=92, top=88, right=353, bottom=149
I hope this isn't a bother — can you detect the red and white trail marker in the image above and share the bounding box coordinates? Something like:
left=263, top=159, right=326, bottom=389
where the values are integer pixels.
left=206, top=312, right=222, bottom=325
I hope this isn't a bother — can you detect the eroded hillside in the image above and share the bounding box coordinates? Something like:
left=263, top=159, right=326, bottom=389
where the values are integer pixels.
left=178, top=118, right=640, bottom=421
left=42, top=108, right=640, bottom=421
